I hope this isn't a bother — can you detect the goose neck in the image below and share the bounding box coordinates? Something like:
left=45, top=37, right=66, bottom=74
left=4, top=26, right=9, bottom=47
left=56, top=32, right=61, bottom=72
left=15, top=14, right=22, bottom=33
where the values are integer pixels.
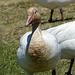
left=32, top=24, right=41, bottom=34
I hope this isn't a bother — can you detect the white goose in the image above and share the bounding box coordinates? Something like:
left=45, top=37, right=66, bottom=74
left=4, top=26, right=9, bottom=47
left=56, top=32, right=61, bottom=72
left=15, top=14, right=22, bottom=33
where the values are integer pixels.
left=46, top=21, right=75, bottom=75
left=35, top=0, right=75, bottom=22
left=17, top=7, right=61, bottom=75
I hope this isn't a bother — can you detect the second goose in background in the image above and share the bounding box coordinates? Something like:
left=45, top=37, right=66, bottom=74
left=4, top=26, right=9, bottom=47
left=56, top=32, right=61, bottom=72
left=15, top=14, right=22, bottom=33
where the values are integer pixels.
left=35, top=0, right=75, bottom=22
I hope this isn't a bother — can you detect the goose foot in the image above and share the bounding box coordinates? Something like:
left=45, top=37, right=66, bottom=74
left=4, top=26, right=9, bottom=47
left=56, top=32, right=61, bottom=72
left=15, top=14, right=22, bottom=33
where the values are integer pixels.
left=52, top=70, right=56, bottom=75
left=48, top=19, right=53, bottom=23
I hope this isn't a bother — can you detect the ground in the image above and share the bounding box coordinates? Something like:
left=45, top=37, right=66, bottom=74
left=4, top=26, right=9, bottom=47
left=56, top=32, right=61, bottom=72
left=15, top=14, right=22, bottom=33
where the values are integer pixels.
left=0, top=0, right=75, bottom=75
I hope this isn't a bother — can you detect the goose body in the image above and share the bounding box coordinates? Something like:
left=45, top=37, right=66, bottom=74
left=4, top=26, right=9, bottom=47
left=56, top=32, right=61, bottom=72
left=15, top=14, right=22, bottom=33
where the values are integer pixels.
left=35, top=0, right=75, bottom=22
left=17, top=30, right=60, bottom=73
left=17, top=7, right=60, bottom=75
left=46, top=21, right=75, bottom=74
left=46, top=21, right=75, bottom=59
left=36, top=0, right=75, bottom=9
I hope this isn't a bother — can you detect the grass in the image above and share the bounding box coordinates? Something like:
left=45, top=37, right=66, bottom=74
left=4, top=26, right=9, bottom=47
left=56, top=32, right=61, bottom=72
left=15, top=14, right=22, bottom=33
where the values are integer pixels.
left=0, top=0, right=75, bottom=75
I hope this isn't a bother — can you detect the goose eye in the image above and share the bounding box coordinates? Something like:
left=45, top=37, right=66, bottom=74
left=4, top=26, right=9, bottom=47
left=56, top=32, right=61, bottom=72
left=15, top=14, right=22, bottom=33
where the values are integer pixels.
left=35, top=12, right=36, bottom=14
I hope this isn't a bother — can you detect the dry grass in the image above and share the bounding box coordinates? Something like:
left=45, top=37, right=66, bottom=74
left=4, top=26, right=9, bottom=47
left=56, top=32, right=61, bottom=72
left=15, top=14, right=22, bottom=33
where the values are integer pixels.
left=0, top=0, right=31, bottom=5
left=0, top=0, right=75, bottom=75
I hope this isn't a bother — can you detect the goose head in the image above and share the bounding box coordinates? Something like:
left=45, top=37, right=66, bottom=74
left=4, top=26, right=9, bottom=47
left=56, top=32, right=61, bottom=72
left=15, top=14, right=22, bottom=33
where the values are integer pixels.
left=26, top=7, right=41, bottom=25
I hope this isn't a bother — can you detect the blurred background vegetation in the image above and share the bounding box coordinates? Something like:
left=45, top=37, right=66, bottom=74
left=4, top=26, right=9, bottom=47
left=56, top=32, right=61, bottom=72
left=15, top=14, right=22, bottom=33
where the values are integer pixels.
left=0, top=0, right=75, bottom=75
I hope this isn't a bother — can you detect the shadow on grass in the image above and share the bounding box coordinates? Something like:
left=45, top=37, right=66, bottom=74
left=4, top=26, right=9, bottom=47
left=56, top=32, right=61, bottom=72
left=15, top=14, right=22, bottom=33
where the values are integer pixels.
left=41, top=17, right=75, bottom=25
left=65, top=18, right=75, bottom=21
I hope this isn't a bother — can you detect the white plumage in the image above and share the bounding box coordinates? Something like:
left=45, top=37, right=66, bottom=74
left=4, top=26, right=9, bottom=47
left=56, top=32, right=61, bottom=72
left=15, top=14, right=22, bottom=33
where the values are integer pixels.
left=36, top=0, right=75, bottom=9
left=35, top=0, right=75, bottom=22
left=17, top=7, right=60, bottom=75
left=46, top=21, right=75, bottom=75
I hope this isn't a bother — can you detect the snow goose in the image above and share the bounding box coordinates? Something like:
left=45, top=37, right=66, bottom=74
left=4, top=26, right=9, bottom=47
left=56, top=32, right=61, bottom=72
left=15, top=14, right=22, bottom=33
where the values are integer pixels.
left=17, top=7, right=61, bottom=75
left=46, top=21, right=75, bottom=75
left=35, top=0, right=75, bottom=22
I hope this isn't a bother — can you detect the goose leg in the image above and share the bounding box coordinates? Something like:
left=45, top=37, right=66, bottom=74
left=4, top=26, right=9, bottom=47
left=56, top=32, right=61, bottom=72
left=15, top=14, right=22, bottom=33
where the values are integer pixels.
left=52, top=69, right=56, bottom=75
left=60, top=8, right=64, bottom=21
left=66, top=59, right=74, bottom=75
left=48, top=9, right=54, bottom=23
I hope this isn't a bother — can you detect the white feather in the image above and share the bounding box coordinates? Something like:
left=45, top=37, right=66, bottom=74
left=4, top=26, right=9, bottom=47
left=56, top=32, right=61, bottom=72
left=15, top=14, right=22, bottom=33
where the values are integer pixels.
left=46, top=21, right=75, bottom=59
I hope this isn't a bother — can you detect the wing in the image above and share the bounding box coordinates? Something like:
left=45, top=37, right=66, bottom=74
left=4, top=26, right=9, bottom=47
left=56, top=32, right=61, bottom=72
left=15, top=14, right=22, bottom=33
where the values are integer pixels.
left=61, top=39, right=75, bottom=59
